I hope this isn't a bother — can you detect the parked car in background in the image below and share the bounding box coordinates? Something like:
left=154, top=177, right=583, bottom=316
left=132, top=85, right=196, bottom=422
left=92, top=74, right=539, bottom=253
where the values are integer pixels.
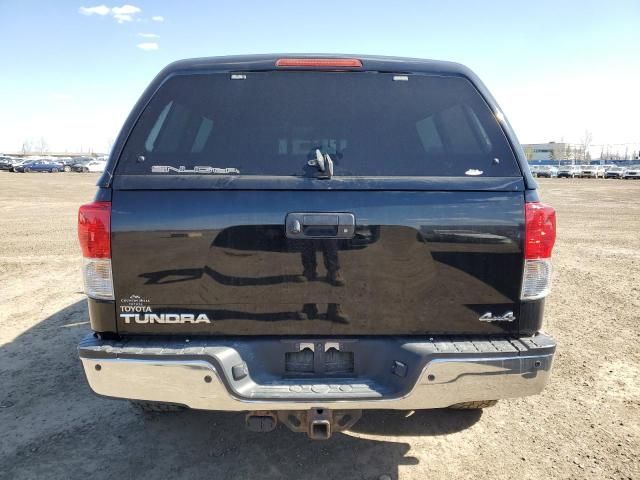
left=580, top=165, right=604, bottom=178
left=73, top=159, right=106, bottom=173
left=605, top=166, right=627, bottom=179
left=557, top=165, right=579, bottom=178
left=16, top=159, right=65, bottom=173
left=624, top=166, right=640, bottom=179
left=69, top=158, right=90, bottom=170
left=0, top=157, right=18, bottom=170
left=9, top=159, right=32, bottom=172
left=14, top=160, right=39, bottom=172
left=536, top=166, right=558, bottom=178
left=529, top=165, right=542, bottom=177
left=54, top=157, right=76, bottom=172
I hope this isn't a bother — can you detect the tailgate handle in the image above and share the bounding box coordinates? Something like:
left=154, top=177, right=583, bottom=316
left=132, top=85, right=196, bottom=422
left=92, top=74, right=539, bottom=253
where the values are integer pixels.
left=286, top=213, right=355, bottom=239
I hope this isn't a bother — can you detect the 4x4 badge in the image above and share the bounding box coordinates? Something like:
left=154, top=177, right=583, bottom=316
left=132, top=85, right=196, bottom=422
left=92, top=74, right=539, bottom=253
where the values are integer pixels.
left=479, top=311, right=516, bottom=323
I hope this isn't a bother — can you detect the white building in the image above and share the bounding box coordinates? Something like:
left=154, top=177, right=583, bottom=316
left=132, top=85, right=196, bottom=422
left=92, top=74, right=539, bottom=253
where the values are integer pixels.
left=521, top=142, right=569, bottom=161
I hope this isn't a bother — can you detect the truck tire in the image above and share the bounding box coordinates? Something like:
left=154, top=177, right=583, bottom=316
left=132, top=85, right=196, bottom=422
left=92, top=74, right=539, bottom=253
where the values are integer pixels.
left=129, top=400, right=184, bottom=413
left=448, top=400, right=498, bottom=410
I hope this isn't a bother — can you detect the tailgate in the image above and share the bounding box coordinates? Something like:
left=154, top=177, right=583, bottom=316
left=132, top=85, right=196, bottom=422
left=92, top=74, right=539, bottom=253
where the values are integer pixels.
left=111, top=188, right=525, bottom=335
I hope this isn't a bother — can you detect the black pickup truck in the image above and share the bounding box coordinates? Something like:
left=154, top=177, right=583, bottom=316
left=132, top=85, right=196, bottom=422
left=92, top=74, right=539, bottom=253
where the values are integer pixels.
left=77, top=55, right=557, bottom=439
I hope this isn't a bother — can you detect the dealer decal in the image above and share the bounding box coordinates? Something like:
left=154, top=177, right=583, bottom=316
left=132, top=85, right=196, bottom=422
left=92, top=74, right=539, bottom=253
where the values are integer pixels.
left=151, top=165, right=240, bottom=175
left=119, top=294, right=211, bottom=324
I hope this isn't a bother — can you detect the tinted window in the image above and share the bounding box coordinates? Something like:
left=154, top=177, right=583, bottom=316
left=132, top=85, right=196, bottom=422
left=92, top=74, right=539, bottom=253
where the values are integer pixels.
left=118, top=72, right=519, bottom=177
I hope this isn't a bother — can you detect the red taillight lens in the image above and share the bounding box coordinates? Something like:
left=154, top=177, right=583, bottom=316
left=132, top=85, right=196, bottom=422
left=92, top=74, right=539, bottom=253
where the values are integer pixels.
left=78, top=201, right=111, bottom=258
left=276, top=58, right=362, bottom=68
left=524, top=202, right=556, bottom=259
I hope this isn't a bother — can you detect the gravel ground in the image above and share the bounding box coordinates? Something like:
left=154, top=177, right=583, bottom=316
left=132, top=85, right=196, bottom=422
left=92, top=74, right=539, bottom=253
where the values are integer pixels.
left=0, top=172, right=638, bottom=480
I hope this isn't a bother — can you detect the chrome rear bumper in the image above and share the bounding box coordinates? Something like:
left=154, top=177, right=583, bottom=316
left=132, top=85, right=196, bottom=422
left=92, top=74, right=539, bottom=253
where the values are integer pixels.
left=79, top=334, right=555, bottom=411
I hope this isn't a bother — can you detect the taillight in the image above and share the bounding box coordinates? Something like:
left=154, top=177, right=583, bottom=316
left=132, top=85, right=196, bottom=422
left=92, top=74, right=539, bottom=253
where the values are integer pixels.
left=524, top=202, right=556, bottom=259
left=78, top=202, right=110, bottom=258
left=521, top=202, right=556, bottom=300
left=276, top=58, right=362, bottom=68
left=78, top=201, right=113, bottom=300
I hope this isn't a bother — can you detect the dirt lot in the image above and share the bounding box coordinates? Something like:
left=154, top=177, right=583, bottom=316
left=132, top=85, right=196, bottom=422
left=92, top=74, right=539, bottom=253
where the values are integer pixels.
left=0, top=173, right=638, bottom=480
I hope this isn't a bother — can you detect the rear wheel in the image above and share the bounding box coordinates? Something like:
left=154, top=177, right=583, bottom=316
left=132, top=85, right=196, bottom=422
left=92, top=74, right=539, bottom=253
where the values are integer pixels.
left=448, top=400, right=498, bottom=410
left=51, top=168, right=58, bottom=173
left=64, top=166, right=71, bottom=172
left=24, top=167, right=30, bottom=173
left=130, top=400, right=184, bottom=413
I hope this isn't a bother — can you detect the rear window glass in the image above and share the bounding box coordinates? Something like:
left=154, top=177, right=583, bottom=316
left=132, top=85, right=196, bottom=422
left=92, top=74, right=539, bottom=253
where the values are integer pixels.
left=117, top=72, right=519, bottom=177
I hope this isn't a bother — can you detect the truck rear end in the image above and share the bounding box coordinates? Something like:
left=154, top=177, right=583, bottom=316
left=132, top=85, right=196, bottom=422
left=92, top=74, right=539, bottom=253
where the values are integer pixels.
left=78, top=55, right=556, bottom=439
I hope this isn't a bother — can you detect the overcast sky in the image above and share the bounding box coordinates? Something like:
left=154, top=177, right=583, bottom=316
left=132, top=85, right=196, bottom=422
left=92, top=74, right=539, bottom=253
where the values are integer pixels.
left=0, top=0, right=638, bottom=153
